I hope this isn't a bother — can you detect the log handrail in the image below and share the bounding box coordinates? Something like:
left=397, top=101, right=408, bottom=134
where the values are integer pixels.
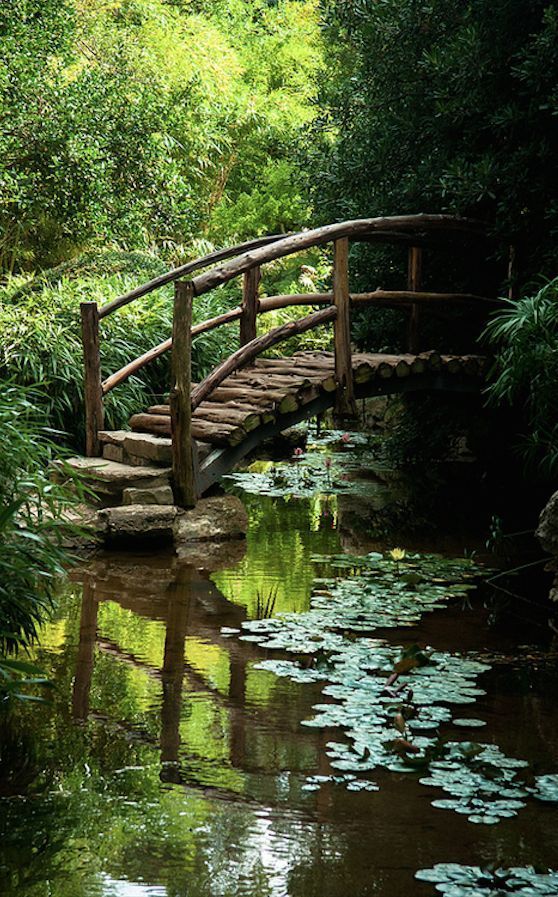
left=98, top=233, right=291, bottom=319
left=190, top=214, right=486, bottom=297
left=191, top=306, right=337, bottom=410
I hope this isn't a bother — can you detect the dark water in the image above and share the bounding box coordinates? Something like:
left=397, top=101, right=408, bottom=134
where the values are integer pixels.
left=1, top=472, right=558, bottom=896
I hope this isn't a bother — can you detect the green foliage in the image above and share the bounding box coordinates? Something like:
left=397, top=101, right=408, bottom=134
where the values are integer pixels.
left=0, top=0, right=323, bottom=273
left=484, top=278, right=558, bottom=476
left=309, top=0, right=558, bottom=294
left=0, top=385, right=80, bottom=663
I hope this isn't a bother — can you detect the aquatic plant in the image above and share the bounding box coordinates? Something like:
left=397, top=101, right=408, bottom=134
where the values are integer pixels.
left=228, top=547, right=557, bottom=827
left=416, top=863, right=558, bottom=895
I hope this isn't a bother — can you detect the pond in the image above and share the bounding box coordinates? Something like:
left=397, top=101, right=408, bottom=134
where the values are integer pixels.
left=1, top=430, right=558, bottom=897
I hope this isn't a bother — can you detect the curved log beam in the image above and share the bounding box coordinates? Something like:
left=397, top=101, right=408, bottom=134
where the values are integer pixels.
left=191, top=214, right=486, bottom=297
left=191, top=306, right=337, bottom=410
left=98, top=233, right=290, bottom=320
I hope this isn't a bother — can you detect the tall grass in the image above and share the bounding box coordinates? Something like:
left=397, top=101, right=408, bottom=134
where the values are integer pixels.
left=0, top=385, right=83, bottom=656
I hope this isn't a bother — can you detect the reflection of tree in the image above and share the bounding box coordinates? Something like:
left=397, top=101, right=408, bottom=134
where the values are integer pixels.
left=214, top=495, right=339, bottom=617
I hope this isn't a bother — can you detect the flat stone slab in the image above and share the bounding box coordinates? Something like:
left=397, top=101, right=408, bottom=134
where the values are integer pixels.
left=99, top=430, right=173, bottom=465
left=60, top=457, right=171, bottom=491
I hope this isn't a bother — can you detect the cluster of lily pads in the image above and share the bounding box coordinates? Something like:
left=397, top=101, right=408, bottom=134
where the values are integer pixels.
left=231, top=550, right=558, bottom=826
left=416, top=863, right=558, bottom=895
left=224, top=431, right=379, bottom=498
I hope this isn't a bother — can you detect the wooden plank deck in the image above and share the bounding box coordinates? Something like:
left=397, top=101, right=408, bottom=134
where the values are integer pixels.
left=127, top=350, right=485, bottom=449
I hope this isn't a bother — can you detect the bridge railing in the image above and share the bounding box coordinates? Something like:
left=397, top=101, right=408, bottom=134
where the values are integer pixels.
left=80, top=214, right=496, bottom=504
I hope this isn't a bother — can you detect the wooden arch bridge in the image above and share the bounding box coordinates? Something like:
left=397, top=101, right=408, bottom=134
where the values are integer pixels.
left=80, top=214, right=498, bottom=507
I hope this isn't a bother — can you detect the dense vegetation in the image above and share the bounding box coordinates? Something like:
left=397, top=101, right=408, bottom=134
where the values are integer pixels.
left=1, top=0, right=321, bottom=272
left=1, top=0, right=558, bottom=668
left=310, top=0, right=558, bottom=287
left=306, top=0, right=558, bottom=472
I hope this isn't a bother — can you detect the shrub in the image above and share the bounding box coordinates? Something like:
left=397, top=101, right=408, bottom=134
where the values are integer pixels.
left=484, top=278, right=558, bottom=477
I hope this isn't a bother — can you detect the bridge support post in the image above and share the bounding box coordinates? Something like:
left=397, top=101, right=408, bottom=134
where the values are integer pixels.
left=170, top=281, right=198, bottom=508
left=407, top=245, right=422, bottom=353
left=80, top=301, right=104, bottom=457
left=333, top=238, right=356, bottom=419
left=240, top=265, right=261, bottom=346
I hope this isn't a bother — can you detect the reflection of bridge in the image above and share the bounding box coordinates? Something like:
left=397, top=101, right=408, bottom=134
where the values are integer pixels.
left=70, top=556, right=319, bottom=792
left=80, top=215, right=498, bottom=506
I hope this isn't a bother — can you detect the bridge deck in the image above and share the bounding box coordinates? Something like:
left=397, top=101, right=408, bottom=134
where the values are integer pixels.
left=127, top=349, right=485, bottom=449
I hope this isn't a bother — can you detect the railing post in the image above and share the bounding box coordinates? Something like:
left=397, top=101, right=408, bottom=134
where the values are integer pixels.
left=407, top=245, right=422, bottom=353
left=333, top=237, right=356, bottom=418
left=80, top=301, right=104, bottom=457
left=170, top=281, right=197, bottom=508
left=240, top=265, right=260, bottom=347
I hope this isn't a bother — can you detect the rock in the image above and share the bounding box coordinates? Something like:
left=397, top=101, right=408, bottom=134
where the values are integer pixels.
left=99, top=430, right=173, bottom=466
left=122, top=485, right=175, bottom=506
left=93, top=495, right=247, bottom=549
left=175, top=495, right=248, bottom=544
left=103, top=444, right=125, bottom=463
left=536, top=491, right=558, bottom=556
left=54, top=457, right=171, bottom=507
left=97, top=505, right=181, bottom=546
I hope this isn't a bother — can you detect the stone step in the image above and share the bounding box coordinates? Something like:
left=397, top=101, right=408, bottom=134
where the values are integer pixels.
left=98, top=430, right=214, bottom=466
left=56, top=457, right=171, bottom=508
left=98, top=430, right=172, bottom=467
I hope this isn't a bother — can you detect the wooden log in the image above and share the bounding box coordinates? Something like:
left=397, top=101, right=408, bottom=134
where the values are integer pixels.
left=191, top=306, right=337, bottom=409
left=223, top=373, right=314, bottom=398
left=333, top=238, right=356, bottom=416
left=249, top=360, right=337, bottom=391
left=130, top=413, right=172, bottom=435
left=80, top=301, right=104, bottom=457
left=441, top=355, right=463, bottom=374
left=193, top=404, right=262, bottom=431
left=407, top=245, right=422, bottom=353
left=258, top=293, right=332, bottom=312
left=253, top=357, right=334, bottom=374
left=150, top=398, right=273, bottom=418
left=170, top=282, right=197, bottom=508
left=240, top=265, right=260, bottom=346
left=191, top=215, right=486, bottom=297
left=460, top=354, right=485, bottom=376
left=419, top=350, right=442, bottom=371
left=357, top=354, right=411, bottom=378
left=350, top=290, right=498, bottom=307
left=130, top=413, right=244, bottom=447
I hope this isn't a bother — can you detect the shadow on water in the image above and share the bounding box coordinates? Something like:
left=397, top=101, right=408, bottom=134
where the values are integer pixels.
left=1, top=460, right=558, bottom=896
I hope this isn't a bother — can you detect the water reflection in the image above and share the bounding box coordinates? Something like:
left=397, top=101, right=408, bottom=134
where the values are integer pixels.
left=1, top=495, right=558, bottom=897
